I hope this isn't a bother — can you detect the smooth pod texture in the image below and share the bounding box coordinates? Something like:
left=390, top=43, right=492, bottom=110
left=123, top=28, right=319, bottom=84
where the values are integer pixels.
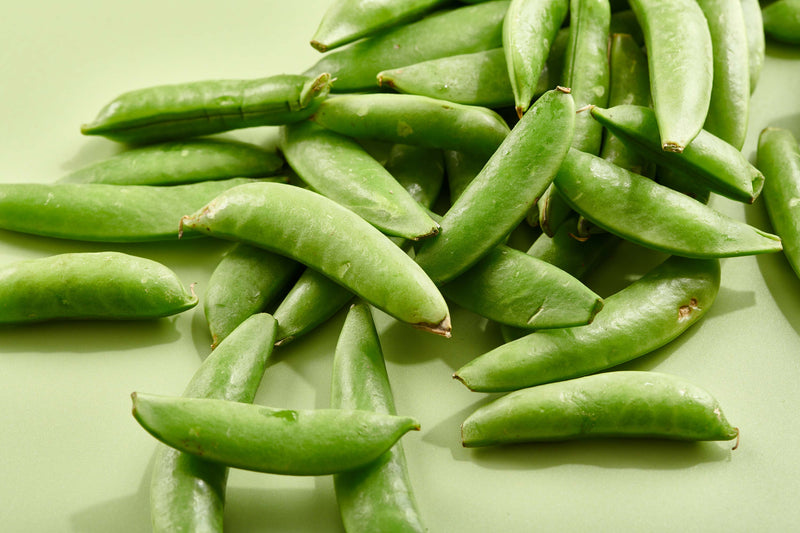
left=740, top=0, right=765, bottom=93
left=150, top=313, right=277, bottom=533
left=0, top=252, right=197, bottom=323
left=131, top=393, right=420, bottom=476
left=554, top=149, right=781, bottom=258
left=455, top=255, right=719, bottom=391
left=180, top=182, right=451, bottom=336
left=81, top=73, right=332, bottom=144
left=461, top=371, right=739, bottom=445
left=332, top=303, right=425, bottom=533
left=762, top=0, right=800, bottom=44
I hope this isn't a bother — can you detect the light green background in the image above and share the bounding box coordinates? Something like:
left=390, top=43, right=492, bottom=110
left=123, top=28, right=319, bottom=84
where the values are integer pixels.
left=1, top=2, right=800, bottom=531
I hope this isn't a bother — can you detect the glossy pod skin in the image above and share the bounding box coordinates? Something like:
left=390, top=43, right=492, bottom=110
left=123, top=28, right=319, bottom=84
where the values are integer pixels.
left=0, top=252, right=196, bottom=323
left=553, top=149, right=782, bottom=258
left=304, top=1, right=509, bottom=92
left=0, top=178, right=251, bottom=242
left=740, top=0, right=765, bottom=93
left=332, top=303, right=425, bottom=533
left=461, top=371, right=739, bottom=446
left=455, top=255, right=720, bottom=391
left=58, top=139, right=284, bottom=186
left=628, top=0, right=713, bottom=152
left=150, top=314, right=277, bottom=533
left=180, top=182, right=451, bottom=336
left=761, top=0, right=800, bottom=44
left=413, top=88, right=575, bottom=285
left=81, top=73, right=332, bottom=144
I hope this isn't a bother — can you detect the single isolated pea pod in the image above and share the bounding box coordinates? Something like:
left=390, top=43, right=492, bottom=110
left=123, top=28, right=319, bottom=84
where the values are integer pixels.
left=761, top=0, right=800, bottom=44
left=455, top=255, right=719, bottom=392
left=180, top=182, right=451, bottom=336
left=461, top=371, right=739, bottom=446
left=150, top=313, right=277, bottom=533
left=81, top=73, right=332, bottom=144
left=131, top=393, right=420, bottom=476
left=0, top=178, right=251, bottom=242
left=0, top=252, right=196, bottom=324
left=740, top=0, right=765, bottom=93
left=553, top=149, right=782, bottom=258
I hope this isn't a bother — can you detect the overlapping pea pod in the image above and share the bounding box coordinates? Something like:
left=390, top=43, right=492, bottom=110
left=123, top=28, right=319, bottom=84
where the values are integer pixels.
left=0, top=252, right=196, bottom=324
left=304, top=1, right=509, bottom=92
left=455, top=255, right=719, bottom=392
left=150, top=313, right=277, bottom=533
left=761, top=0, right=800, bottom=45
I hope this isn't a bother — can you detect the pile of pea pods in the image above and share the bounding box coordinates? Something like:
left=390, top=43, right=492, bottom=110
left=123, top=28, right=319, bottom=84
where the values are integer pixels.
left=3, top=0, right=800, bottom=530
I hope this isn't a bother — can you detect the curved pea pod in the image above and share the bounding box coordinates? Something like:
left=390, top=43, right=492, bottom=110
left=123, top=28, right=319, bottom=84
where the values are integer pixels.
left=180, top=182, right=451, bottom=336
left=759, top=128, right=800, bottom=280
left=413, top=88, right=574, bottom=285
left=132, top=393, right=420, bottom=476
left=310, top=94, right=510, bottom=160
left=332, top=303, right=425, bottom=533
left=762, top=0, right=800, bottom=44
left=455, top=255, right=719, bottom=391
left=204, top=244, right=300, bottom=348
left=553, top=149, right=782, bottom=258
left=590, top=105, right=764, bottom=203
left=0, top=178, right=251, bottom=242
left=740, top=0, right=765, bottom=93
left=0, top=252, right=196, bottom=324
left=628, top=0, right=713, bottom=152
left=81, top=73, right=332, bottom=144
left=503, top=0, right=568, bottom=116
left=304, top=1, right=509, bottom=92
left=461, top=371, right=739, bottom=445
left=150, top=313, right=276, bottom=533
left=58, top=139, right=284, bottom=186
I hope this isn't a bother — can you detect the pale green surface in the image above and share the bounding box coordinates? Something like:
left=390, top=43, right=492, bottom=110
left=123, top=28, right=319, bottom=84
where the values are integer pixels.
left=1, top=2, right=800, bottom=532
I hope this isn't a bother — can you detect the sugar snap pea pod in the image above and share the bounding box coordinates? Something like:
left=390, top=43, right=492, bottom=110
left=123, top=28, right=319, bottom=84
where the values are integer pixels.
left=132, top=393, right=420, bottom=476
left=310, top=94, right=510, bottom=160
left=655, top=166, right=712, bottom=205
left=503, top=0, right=569, bottom=116
left=759, top=128, right=800, bottom=279
left=332, top=303, right=425, bottom=533
left=383, top=144, right=445, bottom=208
left=81, top=73, right=332, bottom=144
left=0, top=252, right=196, bottom=323
left=628, top=0, right=713, bottom=152
left=537, top=183, right=572, bottom=237
left=413, top=88, right=575, bottom=285
left=311, top=0, right=449, bottom=52
left=304, top=1, right=509, bottom=92
left=444, top=149, right=488, bottom=204
left=455, top=255, right=719, bottom=391
left=58, top=139, right=284, bottom=186
left=590, top=105, right=764, bottom=203
left=150, top=313, right=276, bottom=533
left=0, top=178, right=251, bottom=242
left=526, top=216, right=617, bottom=280
left=280, top=121, right=440, bottom=240
left=553, top=149, right=782, bottom=258
left=762, top=0, right=800, bottom=44
left=609, top=10, right=645, bottom=46
left=204, top=244, right=300, bottom=348
left=180, top=182, right=451, bottom=336
left=460, top=371, right=739, bottom=445
left=740, top=0, right=765, bottom=93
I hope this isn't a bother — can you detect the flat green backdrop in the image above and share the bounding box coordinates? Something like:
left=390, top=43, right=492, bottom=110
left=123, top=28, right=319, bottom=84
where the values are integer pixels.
left=2, top=1, right=799, bottom=531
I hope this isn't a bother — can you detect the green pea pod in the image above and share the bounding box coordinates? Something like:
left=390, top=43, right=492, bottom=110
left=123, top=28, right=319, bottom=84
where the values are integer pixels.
left=332, top=303, right=425, bottom=533
left=204, top=244, right=300, bottom=348
left=58, top=139, right=284, bottom=186
left=150, top=313, right=276, bottom=533
left=628, top=0, right=713, bottom=152
left=444, top=149, right=488, bottom=204
left=655, top=166, right=712, bottom=205
left=414, top=88, right=575, bottom=285
left=280, top=121, right=440, bottom=240
left=383, top=144, right=445, bottom=208
left=590, top=105, right=764, bottom=203
left=461, top=371, right=739, bottom=445
left=762, top=0, right=800, bottom=44
left=503, top=0, right=569, bottom=116
left=537, top=183, right=572, bottom=237
left=311, top=0, right=449, bottom=52
left=0, top=178, right=251, bottom=242
left=180, top=182, right=451, bottom=336
left=526, top=216, right=617, bottom=280
left=455, top=255, right=719, bottom=391
left=608, top=10, right=645, bottom=46
left=553, top=149, right=782, bottom=258
left=304, top=1, right=509, bottom=92
left=759, top=128, right=800, bottom=280
left=132, top=393, right=420, bottom=476
left=740, top=0, right=765, bottom=93
left=0, top=252, right=196, bottom=323
left=81, top=73, right=332, bottom=144
left=310, top=94, right=510, bottom=160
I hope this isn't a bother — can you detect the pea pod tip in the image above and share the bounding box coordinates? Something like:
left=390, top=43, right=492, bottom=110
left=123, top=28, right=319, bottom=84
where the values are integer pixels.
left=309, top=40, right=328, bottom=53
left=416, top=314, right=451, bottom=338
